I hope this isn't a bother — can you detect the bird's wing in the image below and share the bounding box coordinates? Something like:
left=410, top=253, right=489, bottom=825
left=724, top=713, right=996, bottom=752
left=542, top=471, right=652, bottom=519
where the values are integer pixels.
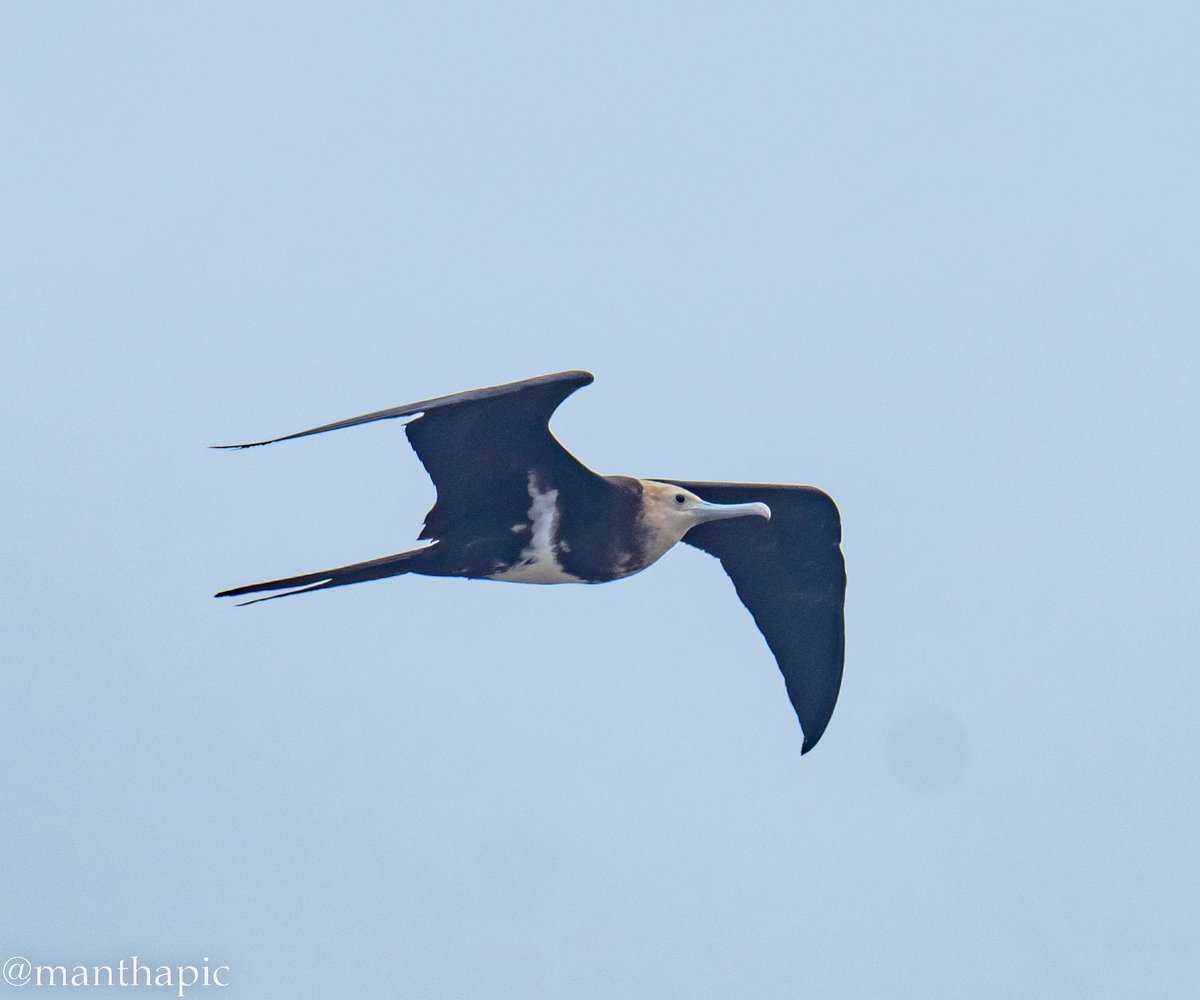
left=657, top=480, right=846, bottom=753
left=215, top=370, right=612, bottom=542
left=214, top=370, right=595, bottom=450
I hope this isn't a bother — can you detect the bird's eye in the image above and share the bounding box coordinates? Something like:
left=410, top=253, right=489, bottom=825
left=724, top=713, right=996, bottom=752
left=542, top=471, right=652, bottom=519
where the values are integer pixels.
left=674, top=494, right=686, bottom=505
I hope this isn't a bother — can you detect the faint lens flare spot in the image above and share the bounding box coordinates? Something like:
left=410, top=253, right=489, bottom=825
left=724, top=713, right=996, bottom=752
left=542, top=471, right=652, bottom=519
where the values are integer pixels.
left=885, top=701, right=972, bottom=791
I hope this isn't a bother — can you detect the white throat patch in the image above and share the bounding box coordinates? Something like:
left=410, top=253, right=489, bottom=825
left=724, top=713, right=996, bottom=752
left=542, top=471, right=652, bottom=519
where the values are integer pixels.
left=489, top=474, right=582, bottom=584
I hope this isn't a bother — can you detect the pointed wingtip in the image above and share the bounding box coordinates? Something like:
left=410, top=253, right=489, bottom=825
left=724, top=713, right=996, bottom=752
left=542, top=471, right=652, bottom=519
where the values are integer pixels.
left=801, top=730, right=825, bottom=754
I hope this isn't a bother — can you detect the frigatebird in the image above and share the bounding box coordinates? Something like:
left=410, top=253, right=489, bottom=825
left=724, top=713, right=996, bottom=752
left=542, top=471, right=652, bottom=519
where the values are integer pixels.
left=215, top=370, right=846, bottom=752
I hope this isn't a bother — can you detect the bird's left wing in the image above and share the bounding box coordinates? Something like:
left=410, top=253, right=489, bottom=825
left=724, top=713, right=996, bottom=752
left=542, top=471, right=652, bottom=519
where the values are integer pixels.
left=214, top=370, right=615, bottom=544
left=213, top=370, right=595, bottom=451
left=657, top=480, right=846, bottom=753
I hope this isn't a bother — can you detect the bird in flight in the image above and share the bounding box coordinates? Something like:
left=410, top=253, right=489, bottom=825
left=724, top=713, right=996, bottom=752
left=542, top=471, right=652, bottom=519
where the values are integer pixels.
left=215, top=371, right=846, bottom=752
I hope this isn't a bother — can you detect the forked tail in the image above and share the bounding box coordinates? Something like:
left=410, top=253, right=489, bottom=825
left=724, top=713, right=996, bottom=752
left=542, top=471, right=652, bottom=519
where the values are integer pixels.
left=215, top=546, right=432, bottom=606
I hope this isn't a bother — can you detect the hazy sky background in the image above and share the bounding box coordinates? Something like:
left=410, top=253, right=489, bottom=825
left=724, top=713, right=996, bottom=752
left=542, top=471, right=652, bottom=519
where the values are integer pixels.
left=2, top=3, right=1195, bottom=997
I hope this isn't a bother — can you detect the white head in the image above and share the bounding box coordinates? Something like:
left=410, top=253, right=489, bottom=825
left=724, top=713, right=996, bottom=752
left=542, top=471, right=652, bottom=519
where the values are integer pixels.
left=636, top=480, right=771, bottom=565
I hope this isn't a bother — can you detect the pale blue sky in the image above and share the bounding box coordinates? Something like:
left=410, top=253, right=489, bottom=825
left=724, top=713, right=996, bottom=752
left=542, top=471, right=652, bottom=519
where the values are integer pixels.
left=2, top=3, right=1196, bottom=997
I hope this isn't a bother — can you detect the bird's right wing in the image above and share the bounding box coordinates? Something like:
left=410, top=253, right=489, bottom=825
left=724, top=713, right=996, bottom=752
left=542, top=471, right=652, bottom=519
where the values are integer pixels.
left=658, top=480, right=846, bottom=753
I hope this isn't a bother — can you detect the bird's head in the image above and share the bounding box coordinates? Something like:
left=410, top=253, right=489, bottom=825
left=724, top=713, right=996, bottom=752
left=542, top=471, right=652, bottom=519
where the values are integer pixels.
left=639, top=480, right=771, bottom=544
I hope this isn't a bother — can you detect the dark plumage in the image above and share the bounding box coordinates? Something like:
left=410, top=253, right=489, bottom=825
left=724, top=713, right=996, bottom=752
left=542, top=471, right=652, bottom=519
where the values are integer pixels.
left=215, top=370, right=846, bottom=752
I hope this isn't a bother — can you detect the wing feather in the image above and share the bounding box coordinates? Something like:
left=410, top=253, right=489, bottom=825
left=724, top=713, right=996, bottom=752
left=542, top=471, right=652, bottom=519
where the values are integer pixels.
left=661, top=480, right=846, bottom=753
left=212, top=370, right=595, bottom=449
left=214, top=370, right=615, bottom=544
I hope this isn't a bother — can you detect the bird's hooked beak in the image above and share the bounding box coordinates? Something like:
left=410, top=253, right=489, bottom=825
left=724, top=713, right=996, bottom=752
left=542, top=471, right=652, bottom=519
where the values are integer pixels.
left=692, top=499, right=772, bottom=523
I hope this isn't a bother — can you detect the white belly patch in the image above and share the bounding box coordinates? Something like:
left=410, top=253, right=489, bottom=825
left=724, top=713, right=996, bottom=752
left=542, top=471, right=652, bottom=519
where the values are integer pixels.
left=489, top=475, right=582, bottom=584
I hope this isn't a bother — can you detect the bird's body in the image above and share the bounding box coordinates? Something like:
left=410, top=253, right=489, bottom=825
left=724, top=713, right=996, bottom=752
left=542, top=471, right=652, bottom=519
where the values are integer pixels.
left=216, top=370, right=846, bottom=752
